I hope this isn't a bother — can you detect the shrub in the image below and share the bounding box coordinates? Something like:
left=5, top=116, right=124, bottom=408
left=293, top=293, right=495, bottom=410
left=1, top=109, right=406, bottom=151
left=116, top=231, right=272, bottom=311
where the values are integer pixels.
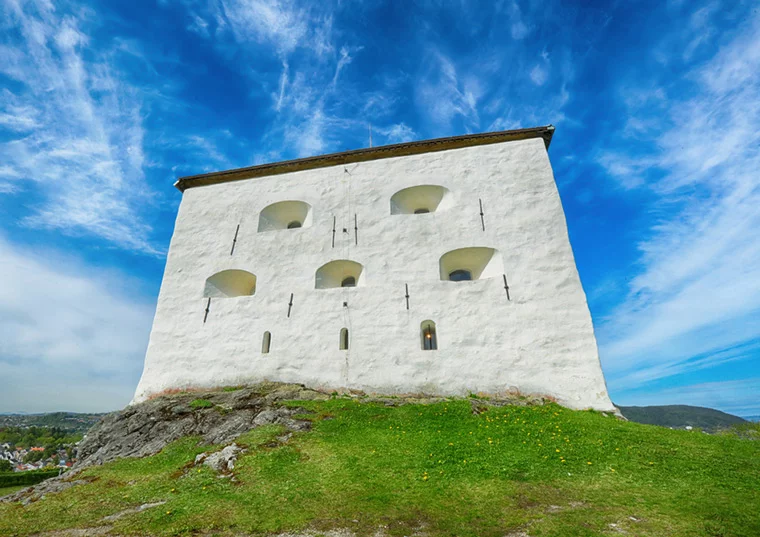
left=0, top=469, right=60, bottom=487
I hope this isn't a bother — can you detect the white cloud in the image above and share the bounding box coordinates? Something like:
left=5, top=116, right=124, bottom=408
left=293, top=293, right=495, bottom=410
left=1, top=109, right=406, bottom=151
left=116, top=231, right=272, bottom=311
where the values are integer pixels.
left=0, top=0, right=159, bottom=254
left=597, top=9, right=760, bottom=390
left=511, top=21, right=529, bottom=40
left=215, top=0, right=336, bottom=58
left=529, top=64, right=548, bottom=86
left=187, top=13, right=210, bottom=38
left=331, top=46, right=354, bottom=88
left=374, top=123, right=417, bottom=144
left=274, top=60, right=289, bottom=111
left=506, top=0, right=529, bottom=39
left=416, top=51, right=482, bottom=129
left=0, top=235, right=152, bottom=412
left=182, top=0, right=365, bottom=159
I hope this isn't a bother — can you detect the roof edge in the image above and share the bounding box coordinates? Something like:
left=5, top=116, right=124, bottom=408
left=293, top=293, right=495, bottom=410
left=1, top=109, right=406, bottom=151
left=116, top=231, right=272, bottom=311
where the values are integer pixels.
left=175, top=125, right=554, bottom=192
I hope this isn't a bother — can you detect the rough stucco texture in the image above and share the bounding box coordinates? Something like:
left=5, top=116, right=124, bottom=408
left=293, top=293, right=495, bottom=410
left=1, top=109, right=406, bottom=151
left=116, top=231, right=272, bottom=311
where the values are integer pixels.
left=133, top=137, right=615, bottom=411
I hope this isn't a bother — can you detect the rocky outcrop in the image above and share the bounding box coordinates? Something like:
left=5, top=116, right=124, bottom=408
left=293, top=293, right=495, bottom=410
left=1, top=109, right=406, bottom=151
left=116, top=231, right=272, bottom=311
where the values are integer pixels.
left=195, top=443, right=244, bottom=473
left=75, top=382, right=328, bottom=469
left=1, top=383, right=330, bottom=505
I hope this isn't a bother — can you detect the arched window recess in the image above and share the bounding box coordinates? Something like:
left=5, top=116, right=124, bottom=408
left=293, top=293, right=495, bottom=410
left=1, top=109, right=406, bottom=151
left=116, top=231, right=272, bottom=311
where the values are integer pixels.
left=258, top=200, right=312, bottom=232
left=340, top=328, right=349, bottom=350
left=203, top=269, right=257, bottom=298
left=262, top=331, right=271, bottom=354
left=315, top=260, right=364, bottom=289
left=421, top=320, right=437, bottom=350
left=439, top=247, right=503, bottom=282
left=390, top=185, right=451, bottom=215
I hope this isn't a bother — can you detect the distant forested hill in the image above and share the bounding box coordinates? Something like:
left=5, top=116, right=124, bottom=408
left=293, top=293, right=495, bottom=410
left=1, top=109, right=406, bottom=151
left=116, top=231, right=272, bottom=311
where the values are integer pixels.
left=618, top=405, right=747, bottom=430
left=0, top=412, right=104, bottom=434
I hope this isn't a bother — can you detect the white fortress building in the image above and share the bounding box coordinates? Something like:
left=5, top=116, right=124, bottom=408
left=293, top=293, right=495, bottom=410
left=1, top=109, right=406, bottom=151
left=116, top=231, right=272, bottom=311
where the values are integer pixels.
left=133, top=126, right=615, bottom=411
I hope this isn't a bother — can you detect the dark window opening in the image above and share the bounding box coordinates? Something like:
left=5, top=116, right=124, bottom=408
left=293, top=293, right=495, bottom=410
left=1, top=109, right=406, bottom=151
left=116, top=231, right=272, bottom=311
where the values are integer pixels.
left=341, top=276, right=356, bottom=287
left=414, top=208, right=430, bottom=214
left=421, top=321, right=437, bottom=350
left=449, top=269, right=472, bottom=282
left=287, top=221, right=302, bottom=229
left=340, top=328, right=349, bottom=350
left=262, top=331, right=271, bottom=354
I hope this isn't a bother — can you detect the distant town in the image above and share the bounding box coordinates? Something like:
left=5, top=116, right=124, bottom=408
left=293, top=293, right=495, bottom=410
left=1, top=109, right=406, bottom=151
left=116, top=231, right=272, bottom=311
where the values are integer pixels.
left=0, top=412, right=104, bottom=473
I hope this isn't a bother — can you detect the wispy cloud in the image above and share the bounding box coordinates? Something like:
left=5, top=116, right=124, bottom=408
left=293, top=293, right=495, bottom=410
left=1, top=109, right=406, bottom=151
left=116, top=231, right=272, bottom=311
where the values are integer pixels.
left=373, top=123, right=417, bottom=145
left=0, top=234, right=152, bottom=412
left=505, top=0, right=530, bottom=40
left=529, top=63, right=548, bottom=86
left=180, top=0, right=366, bottom=158
left=415, top=51, right=482, bottom=130
left=597, top=9, right=760, bottom=392
left=0, top=0, right=159, bottom=254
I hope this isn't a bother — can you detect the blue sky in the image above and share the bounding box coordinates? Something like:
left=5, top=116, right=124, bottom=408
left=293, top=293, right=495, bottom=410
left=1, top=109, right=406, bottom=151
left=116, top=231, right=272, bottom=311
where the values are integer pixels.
left=0, top=0, right=758, bottom=417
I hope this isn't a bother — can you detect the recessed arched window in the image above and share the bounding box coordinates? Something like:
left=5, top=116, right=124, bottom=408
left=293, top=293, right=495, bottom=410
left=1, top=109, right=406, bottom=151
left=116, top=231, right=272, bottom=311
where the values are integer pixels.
left=439, top=247, right=504, bottom=282
left=258, top=200, right=312, bottom=232
left=340, top=328, right=349, bottom=350
left=390, top=185, right=451, bottom=215
left=315, top=260, right=364, bottom=289
left=448, top=269, right=472, bottom=282
left=262, top=331, right=271, bottom=354
left=203, top=269, right=256, bottom=298
left=421, top=320, right=437, bottom=350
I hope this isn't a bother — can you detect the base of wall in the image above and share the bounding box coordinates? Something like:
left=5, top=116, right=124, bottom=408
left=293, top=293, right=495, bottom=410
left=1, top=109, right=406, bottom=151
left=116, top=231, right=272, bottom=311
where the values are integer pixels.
left=132, top=376, right=618, bottom=413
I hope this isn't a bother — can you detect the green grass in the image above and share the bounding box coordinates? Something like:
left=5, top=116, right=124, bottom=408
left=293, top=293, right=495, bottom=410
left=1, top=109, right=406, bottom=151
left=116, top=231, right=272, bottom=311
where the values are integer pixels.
left=1, top=399, right=758, bottom=537
left=188, top=398, right=214, bottom=409
left=0, top=485, right=28, bottom=498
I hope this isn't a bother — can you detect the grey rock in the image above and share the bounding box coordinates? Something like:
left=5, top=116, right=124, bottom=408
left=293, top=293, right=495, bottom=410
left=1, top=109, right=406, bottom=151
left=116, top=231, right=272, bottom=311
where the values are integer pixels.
left=253, top=409, right=280, bottom=426
left=202, top=443, right=243, bottom=473
left=171, top=405, right=192, bottom=415
left=74, top=382, right=317, bottom=470
left=101, top=501, right=166, bottom=522
left=1, top=476, right=90, bottom=505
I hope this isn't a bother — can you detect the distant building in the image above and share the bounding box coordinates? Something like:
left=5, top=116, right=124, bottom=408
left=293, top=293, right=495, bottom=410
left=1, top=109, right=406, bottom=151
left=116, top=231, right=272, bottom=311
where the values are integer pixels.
left=134, top=127, right=615, bottom=411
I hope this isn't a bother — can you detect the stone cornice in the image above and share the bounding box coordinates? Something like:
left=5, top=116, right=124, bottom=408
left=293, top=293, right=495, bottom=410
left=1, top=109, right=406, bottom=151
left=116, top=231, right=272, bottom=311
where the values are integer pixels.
left=174, top=125, right=554, bottom=192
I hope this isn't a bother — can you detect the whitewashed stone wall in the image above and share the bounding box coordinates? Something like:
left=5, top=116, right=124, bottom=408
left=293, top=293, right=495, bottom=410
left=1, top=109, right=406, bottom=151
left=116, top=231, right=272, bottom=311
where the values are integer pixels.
left=133, top=137, right=615, bottom=411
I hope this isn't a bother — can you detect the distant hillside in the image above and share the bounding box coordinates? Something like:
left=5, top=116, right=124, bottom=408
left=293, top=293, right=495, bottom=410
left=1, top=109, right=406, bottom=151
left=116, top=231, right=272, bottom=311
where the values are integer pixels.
left=618, top=404, right=747, bottom=430
left=0, top=412, right=105, bottom=434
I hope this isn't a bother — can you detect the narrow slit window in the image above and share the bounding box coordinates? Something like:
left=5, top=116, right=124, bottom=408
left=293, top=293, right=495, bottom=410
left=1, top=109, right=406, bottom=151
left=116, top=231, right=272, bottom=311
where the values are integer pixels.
left=448, top=269, right=472, bottom=282
left=287, top=221, right=302, bottom=229
left=262, top=331, right=271, bottom=354
left=341, top=276, right=356, bottom=288
left=340, top=328, right=349, bottom=350
left=421, top=321, right=437, bottom=351
left=414, top=208, right=430, bottom=214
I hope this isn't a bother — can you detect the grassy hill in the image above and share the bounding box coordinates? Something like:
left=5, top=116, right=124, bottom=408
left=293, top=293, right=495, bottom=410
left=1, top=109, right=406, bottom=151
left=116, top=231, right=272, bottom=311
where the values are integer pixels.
left=618, top=404, right=747, bottom=430
left=1, top=393, right=759, bottom=537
